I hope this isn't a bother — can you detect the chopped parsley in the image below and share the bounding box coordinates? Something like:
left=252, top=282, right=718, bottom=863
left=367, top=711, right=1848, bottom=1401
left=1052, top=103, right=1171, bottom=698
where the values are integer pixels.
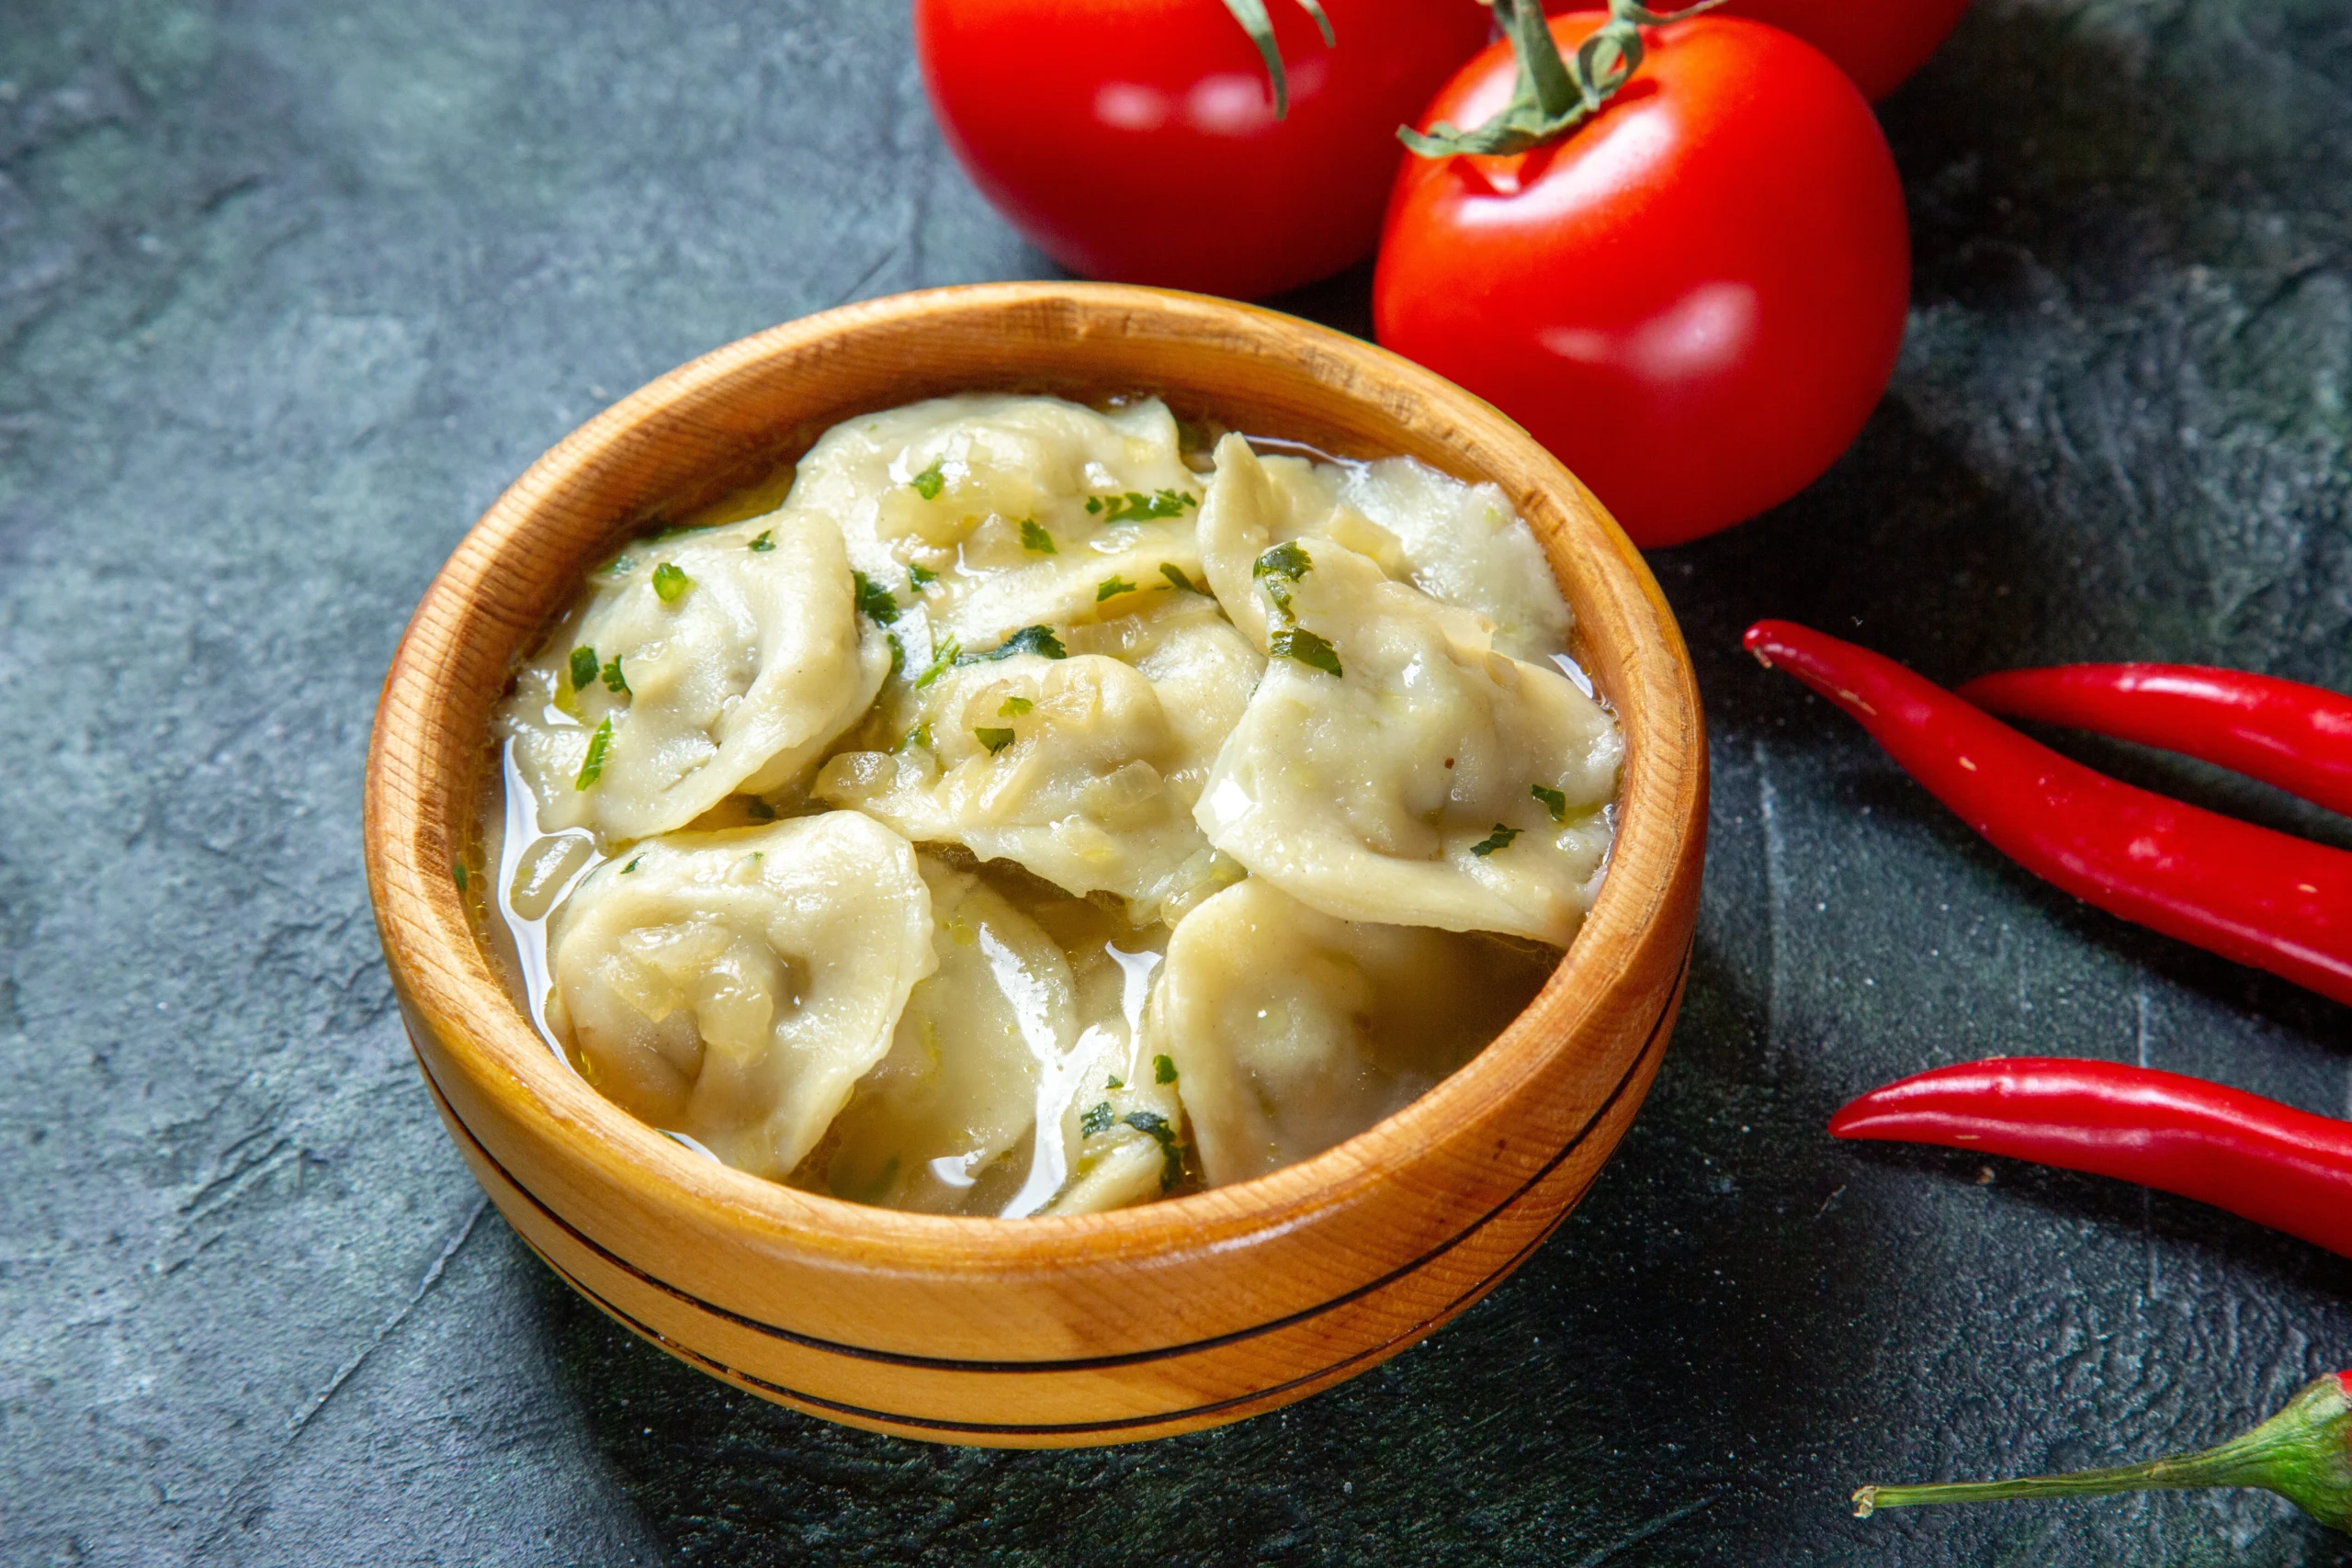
left=1531, top=784, right=1569, bottom=823
left=999, top=695, right=1034, bottom=716
left=1269, top=626, right=1342, bottom=678
left=573, top=717, right=613, bottom=790
left=600, top=657, right=628, bottom=695
left=451, top=862, right=469, bottom=892
left=1159, top=563, right=1205, bottom=594
left=913, top=638, right=961, bottom=690
left=896, top=723, right=933, bottom=752
left=1091, top=490, right=1199, bottom=523
left=745, top=798, right=776, bottom=821
left=1080, top=1101, right=1116, bottom=1138
left=1120, top=1110, right=1184, bottom=1192
left=651, top=562, right=692, bottom=604
left=975, top=726, right=1017, bottom=756
left=1019, top=518, right=1057, bottom=555
left=908, top=562, right=937, bottom=589
left=1252, top=540, right=1313, bottom=616
left=909, top=459, right=945, bottom=500
left=1104, top=1076, right=1125, bottom=1090
left=1096, top=575, right=1137, bottom=602
left=748, top=529, right=775, bottom=552
left=1252, top=540, right=1313, bottom=581
left=1470, top=823, right=1522, bottom=857
left=853, top=570, right=899, bottom=622
left=621, top=854, right=643, bottom=874
left=568, top=646, right=599, bottom=691
left=970, top=625, right=1068, bottom=662
left=1153, top=1054, right=1178, bottom=1085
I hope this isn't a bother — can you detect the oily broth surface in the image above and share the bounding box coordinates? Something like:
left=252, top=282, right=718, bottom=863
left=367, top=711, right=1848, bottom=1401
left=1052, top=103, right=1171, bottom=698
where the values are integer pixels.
left=469, top=396, right=1614, bottom=1216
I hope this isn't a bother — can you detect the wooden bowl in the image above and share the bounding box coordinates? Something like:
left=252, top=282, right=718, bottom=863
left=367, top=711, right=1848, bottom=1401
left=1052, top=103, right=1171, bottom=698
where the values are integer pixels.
left=365, top=283, right=1707, bottom=1447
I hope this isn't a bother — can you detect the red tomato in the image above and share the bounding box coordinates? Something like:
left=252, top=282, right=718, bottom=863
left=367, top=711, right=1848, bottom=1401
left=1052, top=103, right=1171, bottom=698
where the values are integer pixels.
left=1551, top=0, right=1973, bottom=99
left=915, top=0, right=1493, bottom=300
left=1375, top=14, right=1910, bottom=548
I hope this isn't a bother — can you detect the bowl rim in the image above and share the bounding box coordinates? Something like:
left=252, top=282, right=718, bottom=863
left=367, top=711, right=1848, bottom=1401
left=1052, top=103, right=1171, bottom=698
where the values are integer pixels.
left=365, top=280, right=1705, bottom=1278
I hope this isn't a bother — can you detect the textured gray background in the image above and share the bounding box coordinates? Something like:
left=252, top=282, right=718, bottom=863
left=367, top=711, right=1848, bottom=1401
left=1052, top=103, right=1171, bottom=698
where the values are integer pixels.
left=3, top=0, right=2348, bottom=1562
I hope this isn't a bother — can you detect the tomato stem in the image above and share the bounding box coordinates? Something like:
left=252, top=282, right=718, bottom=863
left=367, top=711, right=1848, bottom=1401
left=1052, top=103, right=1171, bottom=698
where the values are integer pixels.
left=1402, top=0, right=1725, bottom=157
left=1220, top=0, right=1337, bottom=120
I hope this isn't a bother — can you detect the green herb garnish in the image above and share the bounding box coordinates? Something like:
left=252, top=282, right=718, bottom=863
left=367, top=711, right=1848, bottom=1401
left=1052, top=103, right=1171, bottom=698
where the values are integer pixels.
left=853, top=570, right=899, bottom=622
left=908, top=562, right=937, bottom=589
left=651, top=562, right=692, bottom=604
left=913, top=639, right=961, bottom=690
left=975, top=726, right=1018, bottom=756
left=568, top=646, right=599, bottom=691
left=452, top=862, right=469, bottom=892
left=748, top=529, right=775, bottom=552
left=600, top=657, right=629, bottom=695
left=1104, top=1076, right=1125, bottom=1090
left=1159, top=563, right=1205, bottom=594
left=1095, top=490, right=1199, bottom=523
left=970, top=625, right=1068, bottom=662
left=1153, top=1054, right=1178, bottom=1085
left=1120, top=1110, right=1184, bottom=1192
left=1269, top=627, right=1342, bottom=678
left=1470, top=823, right=1522, bottom=857
left=909, top=460, right=945, bottom=500
left=573, top=717, right=613, bottom=790
left=621, top=854, right=643, bottom=874
left=999, top=695, right=1033, bottom=717
left=1252, top=539, right=1313, bottom=616
left=1080, top=1102, right=1116, bottom=1138
left=1531, top=784, right=1569, bottom=823
left=1019, top=518, right=1057, bottom=555
left=896, top=723, right=933, bottom=752
left=1097, top=575, right=1137, bottom=602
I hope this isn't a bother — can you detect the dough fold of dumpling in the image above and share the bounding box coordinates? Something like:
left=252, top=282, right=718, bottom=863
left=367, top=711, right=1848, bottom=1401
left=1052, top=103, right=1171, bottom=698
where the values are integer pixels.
left=814, top=596, right=1260, bottom=925
left=786, top=394, right=1211, bottom=650
left=1193, top=536, right=1622, bottom=946
left=1195, top=433, right=1575, bottom=663
left=1148, top=878, right=1555, bottom=1186
left=544, top=813, right=934, bottom=1179
left=817, top=858, right=1075, bottom=1214
left=502, top=509, right=891, bottom=843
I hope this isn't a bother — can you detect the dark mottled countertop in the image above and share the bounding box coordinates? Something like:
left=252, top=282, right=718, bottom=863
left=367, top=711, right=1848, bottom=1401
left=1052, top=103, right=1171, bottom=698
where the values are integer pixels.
left=4, top=0, right=2348, bottom=1562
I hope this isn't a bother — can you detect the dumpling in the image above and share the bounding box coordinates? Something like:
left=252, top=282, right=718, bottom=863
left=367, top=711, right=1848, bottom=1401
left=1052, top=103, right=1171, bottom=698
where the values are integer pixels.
left=822, top=860, right=1185, bottom=1216
left=1328, top=457, right=1573, bottom=665
left=785, top=393, right=1211, bottom=649
left=817, top=858, right=1075, bottom=1215
left=1147, top=878, right=1555, bottom=1186
left=543, top=813, right=934, bottom=1179
left=1193, top=535, right=1623, bottom=946
left=1195, top=434, right=1574, bottom=663
left=991, top=886, right=1185, bottom=1215
left=812, top=595, right=1261, bottom=925
left=502, top=510, right=892, bottom=842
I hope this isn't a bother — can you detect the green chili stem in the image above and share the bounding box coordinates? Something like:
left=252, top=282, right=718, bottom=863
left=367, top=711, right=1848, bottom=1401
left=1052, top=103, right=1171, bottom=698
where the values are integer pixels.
left=1854, top=1375, right=2352, bottom=1532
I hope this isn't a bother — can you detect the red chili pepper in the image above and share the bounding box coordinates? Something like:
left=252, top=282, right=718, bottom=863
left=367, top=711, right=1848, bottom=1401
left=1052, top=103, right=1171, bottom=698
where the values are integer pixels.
left=1957, top=662, right=2352, bottom=818
left=1828, top=1056, right=2352, bottom=1258
left=1742, top=621, right=2352, bottom=1008
left=1854, top=1370, right=2352, bottom=1532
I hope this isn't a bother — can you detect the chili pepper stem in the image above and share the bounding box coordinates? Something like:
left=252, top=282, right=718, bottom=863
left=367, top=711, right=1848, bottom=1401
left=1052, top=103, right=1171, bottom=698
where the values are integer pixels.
left=1853, top=1374, right=2352, bottom=1533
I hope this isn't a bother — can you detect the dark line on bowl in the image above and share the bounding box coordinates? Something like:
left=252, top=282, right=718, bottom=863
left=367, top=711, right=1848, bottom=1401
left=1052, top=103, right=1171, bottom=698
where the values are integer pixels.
left=413, top=937, right=1689, bottom=1376
left=526, top=1152, right=1595, bottom=1438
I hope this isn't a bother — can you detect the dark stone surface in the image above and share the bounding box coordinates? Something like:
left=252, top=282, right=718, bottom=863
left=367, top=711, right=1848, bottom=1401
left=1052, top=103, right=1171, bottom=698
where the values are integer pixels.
left=3, top=0, right=2346, bottom=1562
